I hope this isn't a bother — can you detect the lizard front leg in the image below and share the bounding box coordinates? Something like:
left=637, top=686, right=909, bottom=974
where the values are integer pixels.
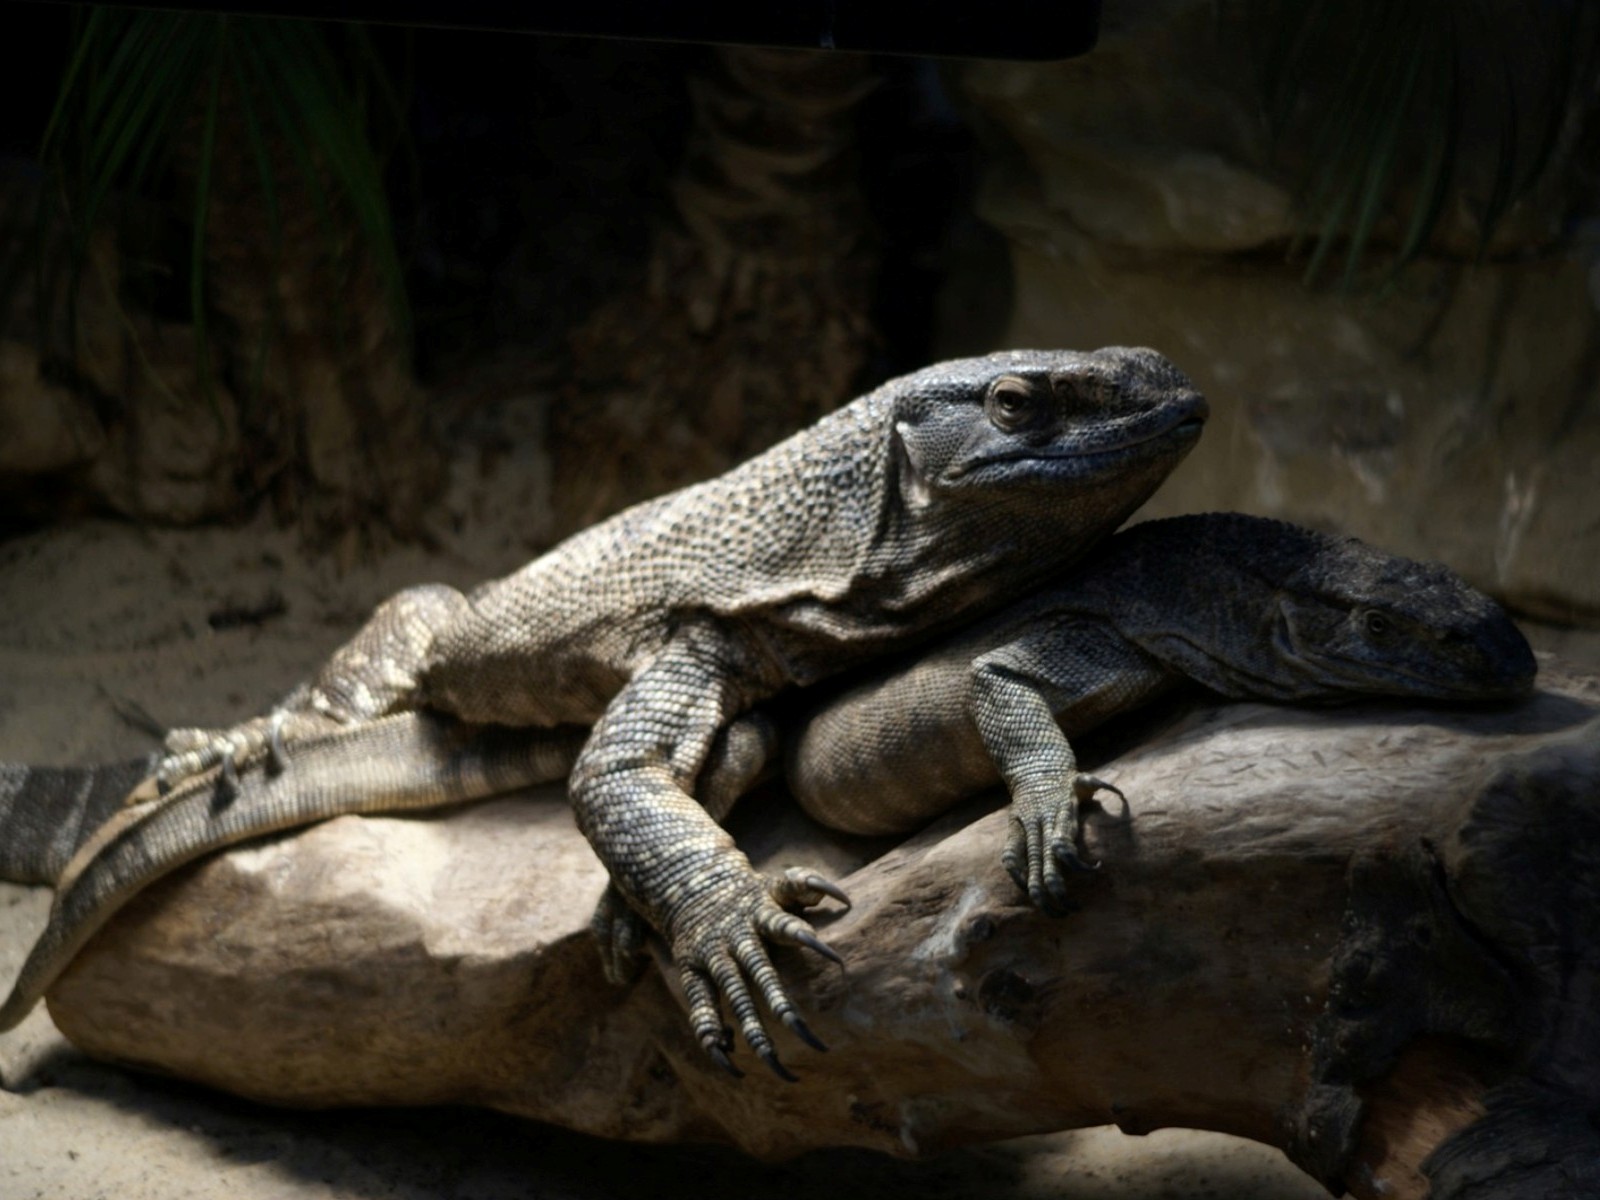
left=971, top=620, right=1171, bottom=914
left=571, top=628, right=843, bottom=1080
left=590, top=709, right=789, bottom=983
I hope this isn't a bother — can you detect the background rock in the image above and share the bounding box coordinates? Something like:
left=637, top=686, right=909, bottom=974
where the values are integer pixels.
left=956, top=0, right=1600, bottom=624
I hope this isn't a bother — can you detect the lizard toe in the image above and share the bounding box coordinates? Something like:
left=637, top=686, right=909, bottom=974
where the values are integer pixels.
left=770, top=866, right=851, bottom=911
left=266, top=709, right=292, bottom=774
left=1002, top=824, right=1029, bottom=895
left=1022, top=816, right=1052, bottom=910
left=681, top=966, right=743, bottom=1075
left=706, top=949, right=786, bottom=1070
left=657, top=856, right=835, bottom=1076
left=733, top=934, right=829, bottom=1059
left=756, top=909, right=842, bottom=965
left=155, top=709, right=332, bottom=794
left=1009, top=785, right=1105, bottom=913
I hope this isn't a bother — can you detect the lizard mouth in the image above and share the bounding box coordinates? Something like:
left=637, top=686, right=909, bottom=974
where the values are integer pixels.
left=1315, top=654, right=1537, bottom=702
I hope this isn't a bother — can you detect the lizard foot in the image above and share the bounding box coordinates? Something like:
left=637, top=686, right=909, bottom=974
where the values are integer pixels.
left=1002, top=773, right=1124, bottom=915
left=669, top=869, right=845, bottom=1081
left=156, top=710, right=308, bottom=794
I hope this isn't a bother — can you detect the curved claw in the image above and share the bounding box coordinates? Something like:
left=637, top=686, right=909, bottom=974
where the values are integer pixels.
left=218, top=752, right=240, bottom=798
left=1075, top=773, right=1126, bottom=804
left=266, top=710, right=291, bottom=775
left=664, top=862, right=842, bottom=1078
left=772, top=867, right=852, bottom=911
left=707, top=1043, right=744, bottom=1079
left=790, top=929, right=843, bottom=966
left=1005, top=777, right=1114, bottom=914
left=1059, top=846, right=1101, bottom=873
left=804, top=876, right=852, bottom=908
left=760, top=1048, right=799, bottom=1083
left=783, top=1011, right=828, bottom=1053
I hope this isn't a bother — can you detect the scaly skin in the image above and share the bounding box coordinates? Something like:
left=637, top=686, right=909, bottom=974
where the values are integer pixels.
left=0, top=515, right=1536, bottom=1041
left=41, top=348, right=1209, bottom=1077
left=0, top=756, right=155, bottom=886
left=782, top=513, right=1538, bottom=909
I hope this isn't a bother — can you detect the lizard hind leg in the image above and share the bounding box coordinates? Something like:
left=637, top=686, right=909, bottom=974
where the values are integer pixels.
left=155, top=583, right=470, bottom=791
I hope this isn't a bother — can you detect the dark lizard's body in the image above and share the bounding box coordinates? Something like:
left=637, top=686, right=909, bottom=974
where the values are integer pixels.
left=779, top=511, right=1536, bottom=908
left=0, top=513, right=1535, bottom=1035
left=0, top=348, right=1208, bottom=1075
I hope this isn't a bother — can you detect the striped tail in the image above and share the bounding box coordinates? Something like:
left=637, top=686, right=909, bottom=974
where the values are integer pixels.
left=0, top=757, right=156, bottom=886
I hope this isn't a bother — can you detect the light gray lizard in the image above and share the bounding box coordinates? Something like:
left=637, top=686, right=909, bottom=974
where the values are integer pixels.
left=2, top=348, right=1207, bottom=1077
left=0, top=514, right=1535, bottom=1049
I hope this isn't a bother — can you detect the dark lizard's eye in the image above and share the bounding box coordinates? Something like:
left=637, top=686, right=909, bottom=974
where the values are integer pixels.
left=1362, top=610, right=1394, bottom=639
left=986, top=377, right=1043, bottom=432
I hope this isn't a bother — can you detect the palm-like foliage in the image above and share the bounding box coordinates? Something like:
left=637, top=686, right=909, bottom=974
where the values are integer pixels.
left=34, top=8, right=408, bottom=380
left=1232, top=0, right=1600, bottom=287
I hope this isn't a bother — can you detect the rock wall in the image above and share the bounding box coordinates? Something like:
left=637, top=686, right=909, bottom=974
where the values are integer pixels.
left=956, top=0, right=1600, bottom=623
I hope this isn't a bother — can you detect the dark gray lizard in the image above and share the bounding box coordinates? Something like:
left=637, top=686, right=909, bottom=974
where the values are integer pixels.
left=1, top=348, right=1207, bottom=1077
left=0, top=514, right=1535, bottom=1044
left=777, top=511, right=1537, bottom=910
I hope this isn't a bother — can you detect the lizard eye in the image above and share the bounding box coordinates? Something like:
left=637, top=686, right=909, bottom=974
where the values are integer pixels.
left=1362, top=610, right=1394, bottom=639
left=986, top=377, right=1043, bottom=432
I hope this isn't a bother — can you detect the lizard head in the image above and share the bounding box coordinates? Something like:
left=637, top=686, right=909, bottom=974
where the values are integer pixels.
left=887, top=347, right=1208, bottom=510
left=1276, top=534, right=1538, bottom=702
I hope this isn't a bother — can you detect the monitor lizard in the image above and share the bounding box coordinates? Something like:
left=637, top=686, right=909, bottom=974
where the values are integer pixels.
left=0, top=347, right=1208, bottom=1078
left=0, top=514, right=1535, bottom=1074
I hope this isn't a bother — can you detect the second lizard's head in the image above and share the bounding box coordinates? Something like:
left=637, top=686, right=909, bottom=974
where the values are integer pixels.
left=886, top=347, right=1208, bottom=514
left=1108, top=514, right=1539, bottom=704
left=1274, top=531, right=1540, bottom=702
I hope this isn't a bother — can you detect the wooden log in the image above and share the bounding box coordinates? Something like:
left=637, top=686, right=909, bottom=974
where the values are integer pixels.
left=34, top=670, right=1600, bottom=1198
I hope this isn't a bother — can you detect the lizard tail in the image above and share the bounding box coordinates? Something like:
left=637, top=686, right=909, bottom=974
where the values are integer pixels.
left=0, top=757, right=156, bottom=886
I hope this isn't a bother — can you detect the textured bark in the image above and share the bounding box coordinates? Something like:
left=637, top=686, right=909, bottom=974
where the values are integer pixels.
left=38, top=671, right=1600, bottom=1198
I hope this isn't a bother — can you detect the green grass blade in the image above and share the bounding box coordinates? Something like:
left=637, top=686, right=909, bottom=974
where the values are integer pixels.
left=1393, top=28, right=1460, bottom=272
left=39, top=6, right=108, bottom=156
left=1296, top=6, right=1405, bottom=281
left=1343, top=16, right=1425, bottom=287
left=255, top=18, right=409, bottom=334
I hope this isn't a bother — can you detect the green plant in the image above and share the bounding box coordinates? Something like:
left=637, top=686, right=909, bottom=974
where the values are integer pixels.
left=31, top=7, right=409, bottom=384
left=1231, top=0, right=1600, bottom=288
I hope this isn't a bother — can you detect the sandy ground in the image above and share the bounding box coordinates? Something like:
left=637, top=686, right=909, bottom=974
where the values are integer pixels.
left=2, top=388, right=1593, bottom=1198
